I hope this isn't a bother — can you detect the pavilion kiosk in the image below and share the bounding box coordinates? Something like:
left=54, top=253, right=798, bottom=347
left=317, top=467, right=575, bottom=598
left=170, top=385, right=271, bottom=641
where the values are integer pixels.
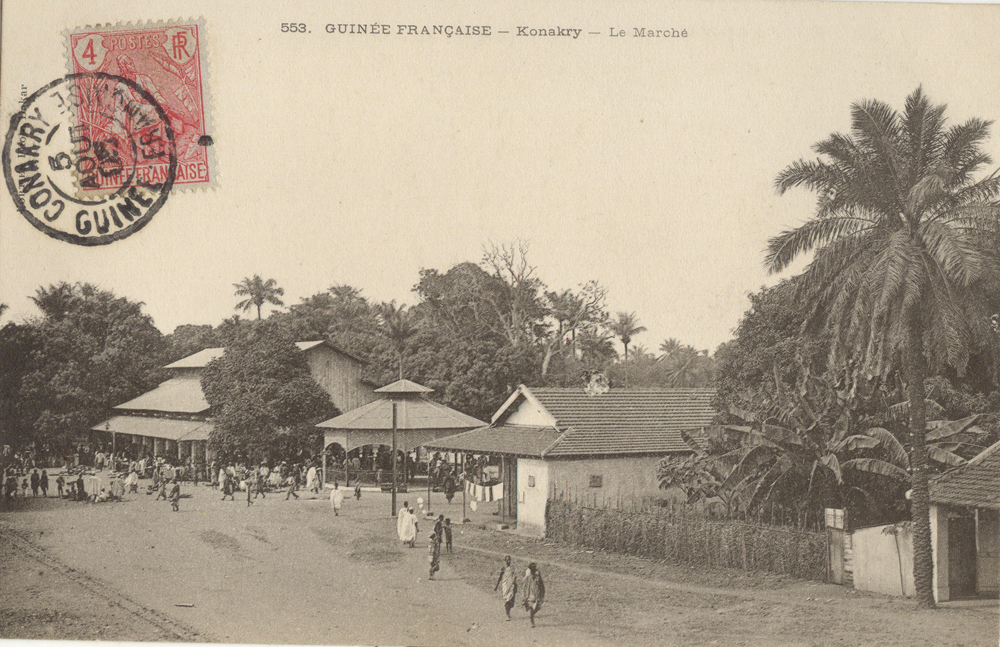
left=317, top=379, right=485, bottom=513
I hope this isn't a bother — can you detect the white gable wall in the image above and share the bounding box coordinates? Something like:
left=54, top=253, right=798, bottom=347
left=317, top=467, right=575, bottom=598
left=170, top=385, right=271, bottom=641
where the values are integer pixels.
left=504, top=397, right=557, bottom=427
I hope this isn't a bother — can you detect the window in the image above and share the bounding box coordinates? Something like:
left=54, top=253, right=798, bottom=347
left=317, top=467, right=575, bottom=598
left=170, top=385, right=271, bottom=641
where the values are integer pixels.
left=589, top=475, right=603, bottom=488
left=527, top=475, right=536, bottom=488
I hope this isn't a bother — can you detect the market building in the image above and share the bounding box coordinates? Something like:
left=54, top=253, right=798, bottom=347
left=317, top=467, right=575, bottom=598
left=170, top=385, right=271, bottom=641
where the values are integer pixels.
left=93, top=340, right=378, bottom=466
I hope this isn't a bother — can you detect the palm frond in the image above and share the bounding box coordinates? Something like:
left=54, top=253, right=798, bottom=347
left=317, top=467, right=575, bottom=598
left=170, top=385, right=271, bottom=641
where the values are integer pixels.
left=851, top=98, right=905, bottom=207
left=842, top=458, right=909, bottom=481
left=927, top=446, right=966, bottom=467
left=774, top=159, right=839, bottom=195
left=926, top=414, right=981, bottom=441
left=764, top=215, right=876, bottom=274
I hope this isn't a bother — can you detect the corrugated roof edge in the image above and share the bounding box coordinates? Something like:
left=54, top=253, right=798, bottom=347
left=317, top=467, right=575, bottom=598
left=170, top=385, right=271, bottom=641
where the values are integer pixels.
left=163, top=338, right=367, bottom=369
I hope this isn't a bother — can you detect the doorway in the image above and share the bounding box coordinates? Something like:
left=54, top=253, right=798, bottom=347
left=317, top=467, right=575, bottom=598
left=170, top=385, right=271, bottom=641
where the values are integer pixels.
left=948, top=514, right=977, bottom=599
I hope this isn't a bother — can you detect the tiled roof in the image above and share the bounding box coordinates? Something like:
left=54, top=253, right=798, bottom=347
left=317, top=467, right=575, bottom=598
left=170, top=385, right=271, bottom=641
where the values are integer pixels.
left=930, top=440, right=1000, bottom=510
left=527, top=387, right=716, bottom=457
left=114, top=377, right=210, bottom=414
left=93, top=416, right=213, bottom=442
left=163, top=340, right=363, bottom=369
left=423, top=425, right=563, bottom=458
left=317, top=396, right=485, bottom=431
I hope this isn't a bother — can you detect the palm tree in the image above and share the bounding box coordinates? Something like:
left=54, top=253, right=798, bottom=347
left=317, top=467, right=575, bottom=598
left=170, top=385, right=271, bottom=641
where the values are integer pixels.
left=233, top=275, right=285, bottom=320
left=378, top=301, right=417, bottom=380
left=609, top=311, right=646, bottom=388
left=767, top=87, right=1000, bottom=607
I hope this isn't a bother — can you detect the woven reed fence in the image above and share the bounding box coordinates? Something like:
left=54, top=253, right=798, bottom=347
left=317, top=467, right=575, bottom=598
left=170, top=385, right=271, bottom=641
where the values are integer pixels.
left=545, top=498, right=828, bottom=581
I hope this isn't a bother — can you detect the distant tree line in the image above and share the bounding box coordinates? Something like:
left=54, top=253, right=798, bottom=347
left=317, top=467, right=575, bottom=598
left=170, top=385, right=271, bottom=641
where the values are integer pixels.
left=0, top=242, right=715, bottom=460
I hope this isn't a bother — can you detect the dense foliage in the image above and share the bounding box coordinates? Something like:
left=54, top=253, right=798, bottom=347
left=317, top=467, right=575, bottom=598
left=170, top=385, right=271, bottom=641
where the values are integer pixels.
left=201, top=322, right=338, bottom=463
left=0, top=283, right=165, bottom=454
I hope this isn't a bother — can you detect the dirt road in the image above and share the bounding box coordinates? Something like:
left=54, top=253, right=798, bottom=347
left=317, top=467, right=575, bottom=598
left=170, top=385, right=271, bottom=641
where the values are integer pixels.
left=1, top=480, right=996, bottom=646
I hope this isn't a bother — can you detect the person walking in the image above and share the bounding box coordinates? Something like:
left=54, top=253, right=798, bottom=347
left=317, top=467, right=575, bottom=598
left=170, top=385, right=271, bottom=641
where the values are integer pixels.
left=306, top=464, right=320, bottom=497
left=353, top=481, right=361, bottom=501
left=443, top=518, right=453, bottom=554
left=427, top=532, right=441, bottom=580
left=156, top=476, right=168, bottom=501
left=330, top=482, right=344, bottom=516
left=246, top=474, right=254, bottom=507
left=39, top=469, right=49, bottom=497
left=521, top=562, right=545, bottom=628
left=285, top=467, right=300, bottom=500
left=221, top=470, right=235, bottom=501
left=169, top=479, right=181, bottom=512
left=494, top=555, right=518, bottom=620
left=74, top=473, right=85, bottom=501
left=254, top=465, right=267, bottom=499
left=30, top=469, right=39, bottom=497
left=433, top=514, right=444, bottom=540
left=397, top=502, right=417, bottom=548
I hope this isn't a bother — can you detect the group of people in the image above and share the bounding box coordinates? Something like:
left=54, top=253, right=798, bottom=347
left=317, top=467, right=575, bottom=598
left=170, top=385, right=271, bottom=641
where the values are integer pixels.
left=393, top=502, right=455, bottom=580
left=494, top=556, right=545, bottom=627
left=2, top=467, right=50, bottom=499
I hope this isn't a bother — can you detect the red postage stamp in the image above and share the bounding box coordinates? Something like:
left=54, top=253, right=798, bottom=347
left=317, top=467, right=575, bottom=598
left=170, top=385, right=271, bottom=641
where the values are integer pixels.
left=67, top=20, right=214, bottom=191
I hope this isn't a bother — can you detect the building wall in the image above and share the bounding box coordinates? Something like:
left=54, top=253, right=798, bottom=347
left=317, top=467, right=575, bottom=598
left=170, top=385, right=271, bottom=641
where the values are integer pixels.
left=546, top=455, right=665, bottom=509
left=851, top=524, right=915, bottom=597
left=930, top=504, right=950, bottom=602
left=304, top=346, right=378, bottom=413
left=977, top=508, right=999, bottom=595
left=517, top=458, right=550, bottom=537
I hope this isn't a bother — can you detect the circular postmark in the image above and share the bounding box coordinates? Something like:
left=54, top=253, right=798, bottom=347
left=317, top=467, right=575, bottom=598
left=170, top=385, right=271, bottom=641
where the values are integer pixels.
left=3, top=72, right=176, bottom=245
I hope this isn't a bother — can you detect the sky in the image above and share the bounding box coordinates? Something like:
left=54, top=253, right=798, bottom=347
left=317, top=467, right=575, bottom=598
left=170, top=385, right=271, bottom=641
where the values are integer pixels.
left=3, top=0, right=1000, bottom=353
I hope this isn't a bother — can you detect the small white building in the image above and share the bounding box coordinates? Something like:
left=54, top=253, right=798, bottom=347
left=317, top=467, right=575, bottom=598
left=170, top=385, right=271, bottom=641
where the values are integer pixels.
left=928, top=439, right=1000, bottom=602
left=425, top=385, right=716, bottom=537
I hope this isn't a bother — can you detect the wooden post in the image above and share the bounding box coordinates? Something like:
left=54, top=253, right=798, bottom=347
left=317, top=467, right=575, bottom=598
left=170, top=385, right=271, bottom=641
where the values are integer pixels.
left=322, top=452, right=327, bottom=489
left=391, top=401, right=398, bottom=517
left=500, top=455, right=505, bottom=526
left=461, top=452, right=467, bottom=523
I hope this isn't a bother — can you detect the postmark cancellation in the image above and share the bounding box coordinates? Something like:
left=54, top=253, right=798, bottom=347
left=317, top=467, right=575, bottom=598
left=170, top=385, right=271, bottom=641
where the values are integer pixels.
left=66, top=19, right=215, bottom=191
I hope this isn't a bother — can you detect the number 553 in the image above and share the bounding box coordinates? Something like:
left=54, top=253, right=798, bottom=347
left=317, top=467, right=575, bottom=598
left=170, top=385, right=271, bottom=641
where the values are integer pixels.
left=281, top=23, right=307, bottom=32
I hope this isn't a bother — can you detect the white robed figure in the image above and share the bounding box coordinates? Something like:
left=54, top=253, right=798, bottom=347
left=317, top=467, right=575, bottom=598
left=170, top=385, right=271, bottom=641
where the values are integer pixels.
left=125, top=470, right=139, bottom=493
left=330, top=483, right=344, bottom=515
left=397, top=503, right=417, bottom=547
left=306, top=466, right=319, bottom=495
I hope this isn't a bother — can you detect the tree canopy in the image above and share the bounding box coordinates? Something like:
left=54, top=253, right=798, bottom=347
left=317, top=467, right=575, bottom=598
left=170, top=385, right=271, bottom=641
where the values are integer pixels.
left=3, top=283, right=165, bottom=452
left=201, top=322, right=337, bottom=463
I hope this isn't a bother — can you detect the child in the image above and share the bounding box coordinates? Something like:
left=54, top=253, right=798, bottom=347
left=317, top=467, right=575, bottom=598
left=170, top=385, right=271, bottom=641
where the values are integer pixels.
left=444, top=518, right=453, bottom=553
left=56, top=474, right=65, bottom=498
left=354, top=482, right=362, bottom=501
left=21, top=476, right=28, bottom=498
left=169, top=480, right=181, bottom=512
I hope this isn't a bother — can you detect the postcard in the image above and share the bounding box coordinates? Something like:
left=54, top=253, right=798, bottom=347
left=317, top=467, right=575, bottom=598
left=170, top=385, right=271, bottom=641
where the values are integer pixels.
left=2, top=1, right=999, bottom=646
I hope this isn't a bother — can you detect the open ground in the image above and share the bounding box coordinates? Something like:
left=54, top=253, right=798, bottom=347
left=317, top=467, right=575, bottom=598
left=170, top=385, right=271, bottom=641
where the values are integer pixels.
left=1, top=478, right=997, bottom=647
